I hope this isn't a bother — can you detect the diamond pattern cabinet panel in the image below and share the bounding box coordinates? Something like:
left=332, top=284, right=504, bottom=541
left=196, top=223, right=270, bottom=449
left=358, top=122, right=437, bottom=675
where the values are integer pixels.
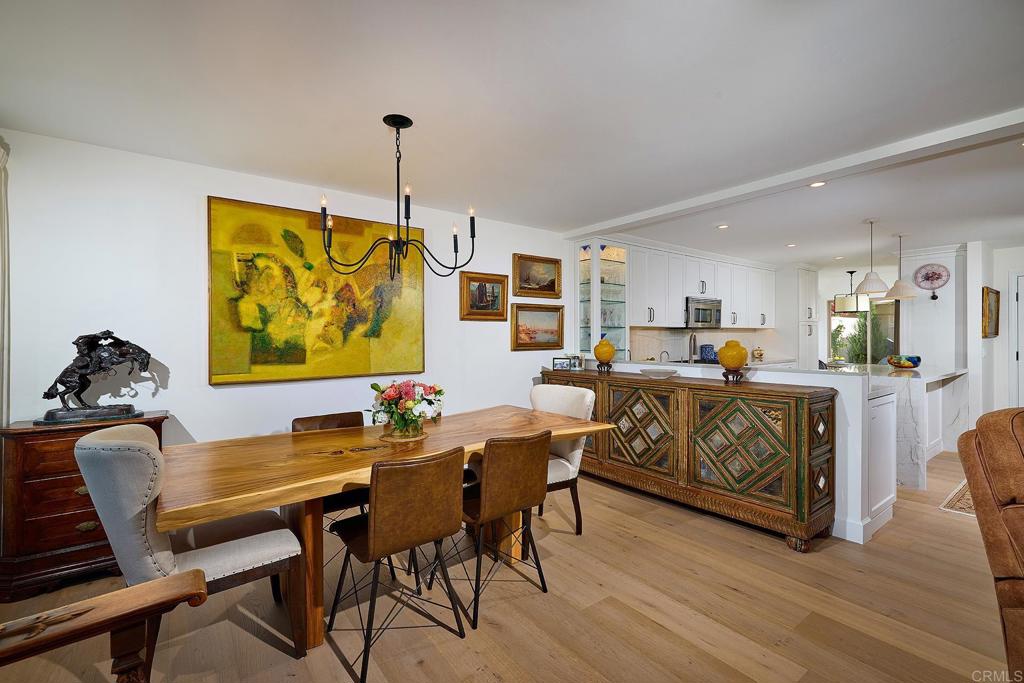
left=542, top=369, right=836, bottom=552
left=605, top=383, right=678, bottom=479
left=542, top=376, right=601, bottom=461
left=689, top=392, right=797, bottom=514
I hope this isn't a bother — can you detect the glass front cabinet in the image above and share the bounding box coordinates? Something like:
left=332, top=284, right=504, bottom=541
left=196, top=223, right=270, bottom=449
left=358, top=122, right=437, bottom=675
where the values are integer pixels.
left=577, top=240, right=629, bottom=360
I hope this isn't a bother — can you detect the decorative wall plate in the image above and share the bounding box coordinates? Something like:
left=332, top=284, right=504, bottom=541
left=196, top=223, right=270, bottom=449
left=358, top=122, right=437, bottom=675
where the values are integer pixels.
left=912, top=263, right=950, bottom=300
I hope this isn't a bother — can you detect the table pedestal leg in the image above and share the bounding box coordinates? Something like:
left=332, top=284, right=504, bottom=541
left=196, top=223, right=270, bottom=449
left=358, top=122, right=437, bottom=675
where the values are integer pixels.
left=482, top=510, right=523, bottom=566
left=283, top=498, right=324, bottom=649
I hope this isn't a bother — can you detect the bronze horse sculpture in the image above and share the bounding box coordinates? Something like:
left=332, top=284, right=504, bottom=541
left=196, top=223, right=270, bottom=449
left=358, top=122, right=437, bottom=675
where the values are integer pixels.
left=42, top=330, right=152, bottom=411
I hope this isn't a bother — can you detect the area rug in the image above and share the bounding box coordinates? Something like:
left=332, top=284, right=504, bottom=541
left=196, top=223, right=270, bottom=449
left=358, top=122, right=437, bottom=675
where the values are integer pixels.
left=939, top=480, right=975, bottom=517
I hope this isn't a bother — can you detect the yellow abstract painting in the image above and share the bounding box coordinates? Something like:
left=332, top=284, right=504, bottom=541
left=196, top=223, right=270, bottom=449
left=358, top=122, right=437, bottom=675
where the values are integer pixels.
left=208, top=197, right=424, bottom=385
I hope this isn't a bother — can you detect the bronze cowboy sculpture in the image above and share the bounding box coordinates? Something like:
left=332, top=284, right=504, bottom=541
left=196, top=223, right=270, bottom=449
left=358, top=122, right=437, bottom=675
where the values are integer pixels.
left=38, top=330, right=152, bottom=424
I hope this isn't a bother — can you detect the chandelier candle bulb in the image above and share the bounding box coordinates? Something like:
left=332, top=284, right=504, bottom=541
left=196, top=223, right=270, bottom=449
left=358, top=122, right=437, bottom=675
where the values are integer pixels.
left=469, top=207, right=476, bottom=238
left=453, top=223, right=459, bottom=252
left=404, top=185, right=411, bottom=220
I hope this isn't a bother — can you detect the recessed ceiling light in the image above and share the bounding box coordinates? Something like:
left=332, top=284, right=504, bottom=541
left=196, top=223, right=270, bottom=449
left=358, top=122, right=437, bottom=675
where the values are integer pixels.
left=786, top=243, right=797, bottom=248
left=809, top=181, right=827, bottom=188
left=716, top=224, right=729, bottom=230
left=834, top=256, right=845, bottom=260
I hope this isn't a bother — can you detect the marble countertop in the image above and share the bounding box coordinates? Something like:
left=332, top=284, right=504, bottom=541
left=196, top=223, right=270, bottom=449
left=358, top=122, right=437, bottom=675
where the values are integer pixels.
left=825, top=363, right=968, bottom=383
left=630, top=357, right=797, bottom=367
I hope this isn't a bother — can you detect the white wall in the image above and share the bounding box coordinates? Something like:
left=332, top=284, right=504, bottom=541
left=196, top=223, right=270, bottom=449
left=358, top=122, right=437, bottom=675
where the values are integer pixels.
left=898, top=245, right=967, bottom=371
left=966, top=241, right=995, bottom=426
left=993, top=244, right=1024, bottom=409
left=3, top=129, right=572, bottom=443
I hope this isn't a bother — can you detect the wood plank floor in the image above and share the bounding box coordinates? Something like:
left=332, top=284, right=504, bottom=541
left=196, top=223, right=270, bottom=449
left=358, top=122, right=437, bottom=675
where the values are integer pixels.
left=0, top=453, right=1004, bottom=682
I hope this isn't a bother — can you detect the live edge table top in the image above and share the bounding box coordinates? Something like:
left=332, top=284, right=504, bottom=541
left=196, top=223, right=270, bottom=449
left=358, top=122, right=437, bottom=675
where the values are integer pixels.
left=155, top=405, right=614, bottom=533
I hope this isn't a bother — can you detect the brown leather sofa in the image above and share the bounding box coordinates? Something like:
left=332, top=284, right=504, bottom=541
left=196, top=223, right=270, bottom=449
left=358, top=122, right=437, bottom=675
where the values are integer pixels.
left=958, top=407, right=1024, bottom=675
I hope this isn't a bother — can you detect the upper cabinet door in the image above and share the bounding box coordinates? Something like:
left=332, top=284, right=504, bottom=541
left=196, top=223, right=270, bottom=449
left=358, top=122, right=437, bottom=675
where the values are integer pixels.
left=761, top=269, right=776, bottom=328
left=683, top=256, right=716, bottom=297
left=646, top=250, right=669, bottom=325
left=720, top=263, right=748, bottom=328
left=747, top=268, right=775, bottom=328
left=798, top=268, right=819, bottom=322
left=665, top=254, right=686, bottom=327
left=628, top=247, right=650, bottom=326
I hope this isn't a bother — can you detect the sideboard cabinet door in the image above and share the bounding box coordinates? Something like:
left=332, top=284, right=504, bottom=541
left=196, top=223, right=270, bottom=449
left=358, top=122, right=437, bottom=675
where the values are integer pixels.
left=605, top=383, right=678, bottom=479
left=688, top=392, right=797, bottom=514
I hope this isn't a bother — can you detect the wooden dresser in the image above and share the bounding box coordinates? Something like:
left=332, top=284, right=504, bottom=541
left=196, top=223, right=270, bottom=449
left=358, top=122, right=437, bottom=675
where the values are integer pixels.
left=542, top=369, right=836, bottom=552
left=0, top=412, right=168, bottom=601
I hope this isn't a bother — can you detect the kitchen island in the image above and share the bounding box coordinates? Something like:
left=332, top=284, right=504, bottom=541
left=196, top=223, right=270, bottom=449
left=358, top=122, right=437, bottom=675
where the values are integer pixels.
left=542, top=368, right=837, bottom=552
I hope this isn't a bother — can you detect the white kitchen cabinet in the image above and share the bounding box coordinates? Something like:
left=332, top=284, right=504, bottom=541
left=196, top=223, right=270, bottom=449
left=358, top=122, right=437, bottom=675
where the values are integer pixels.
left=718, top=263, right=748, bottom=328
left=867, top=392, right=897, bottom=538
left=798, top=268, right=819, bottom=322
left=747, top=268, right=775, bottom=329
left=665, top=253, right=686, bottom=327
left=798, top=321, right=819, bottom=370
left=628, top=247, right=669, bottom=326
left=683, top=256, right=716, bottom=297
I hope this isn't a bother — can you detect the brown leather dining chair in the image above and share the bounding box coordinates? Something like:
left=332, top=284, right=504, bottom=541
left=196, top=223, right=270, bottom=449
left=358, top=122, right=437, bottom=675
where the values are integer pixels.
left=326, top=447, right=466, bottom=683
left=459, top=430, right=552, bottom=630
left=292, top=411, right=369, bottom=515
left=958, top=407, right=1024, bottom=676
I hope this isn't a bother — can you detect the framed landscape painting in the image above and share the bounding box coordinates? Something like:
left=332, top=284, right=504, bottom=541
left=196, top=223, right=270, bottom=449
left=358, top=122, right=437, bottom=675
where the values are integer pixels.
left=982, top=286, right=1000, bottom=338
left=511, top=303, right=564, bottom=351
left=207, top=196, right=424, bottom=385
left=512, top=253, right=562, bottom=298
left=460, top=271, right=508, bottom=321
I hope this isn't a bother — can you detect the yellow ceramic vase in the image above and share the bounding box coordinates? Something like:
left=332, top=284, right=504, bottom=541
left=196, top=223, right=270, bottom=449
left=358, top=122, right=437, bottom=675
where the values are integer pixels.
left=717, top=339, right=748, bottom=371
left=593, top=337, right=616, bottom=364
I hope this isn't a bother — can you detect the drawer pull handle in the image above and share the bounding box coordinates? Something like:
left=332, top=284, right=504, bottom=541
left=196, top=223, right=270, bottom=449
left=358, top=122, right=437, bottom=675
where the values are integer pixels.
left=75, top=521, right=100, bottom=533
left=74, top=485, right=89, bottom=496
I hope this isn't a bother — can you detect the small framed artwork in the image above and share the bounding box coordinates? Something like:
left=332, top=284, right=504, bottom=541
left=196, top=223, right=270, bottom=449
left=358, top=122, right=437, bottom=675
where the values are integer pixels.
left=512, top=253, right=562, bottom=298
left=511, top=303, right=564, bottom=351
left=551, top=356, right=572, bottom=370
left=460, top=271, right=508, bottom=321
left=982, top=286, right=1000, bottom=338
left=569, top=354, right=585, bottom=370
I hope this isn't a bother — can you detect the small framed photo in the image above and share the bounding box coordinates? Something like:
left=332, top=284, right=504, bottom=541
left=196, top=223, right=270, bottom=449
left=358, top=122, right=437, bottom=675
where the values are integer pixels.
left=569, top=354, right=585, bottom=371
left=512, top=253, right=562, bottom=298
left=511, top=303, right=564, bottom=351
left=551, top=357, right=572, bottom=371
left=460, top=271, right=508, bottom=321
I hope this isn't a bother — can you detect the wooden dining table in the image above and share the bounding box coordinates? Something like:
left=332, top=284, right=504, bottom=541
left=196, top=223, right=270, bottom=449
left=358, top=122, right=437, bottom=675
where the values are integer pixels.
left=155, top=404, right=613, bottom=650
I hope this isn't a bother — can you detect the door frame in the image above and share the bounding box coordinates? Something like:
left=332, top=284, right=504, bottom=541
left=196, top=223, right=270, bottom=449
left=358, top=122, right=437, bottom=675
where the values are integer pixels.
left=1010, top=271, right=1024, bottom=408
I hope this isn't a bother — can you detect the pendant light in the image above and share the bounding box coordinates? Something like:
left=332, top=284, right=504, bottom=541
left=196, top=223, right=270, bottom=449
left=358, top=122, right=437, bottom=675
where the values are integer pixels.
left=883, top=234, right=917, bottom=300
left=834, top=270, right=870, bottom=312
left=854, top=219, right=889, bottom=295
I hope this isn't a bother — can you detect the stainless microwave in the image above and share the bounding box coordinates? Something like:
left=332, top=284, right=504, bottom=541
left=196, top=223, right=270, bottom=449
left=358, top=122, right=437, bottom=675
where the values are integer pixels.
left=685, top=297, right=722, bottom=328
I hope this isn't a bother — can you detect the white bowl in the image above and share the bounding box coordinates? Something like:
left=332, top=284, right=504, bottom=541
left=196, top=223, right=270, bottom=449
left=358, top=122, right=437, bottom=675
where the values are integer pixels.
left=640, top=369, right=677, bottom=380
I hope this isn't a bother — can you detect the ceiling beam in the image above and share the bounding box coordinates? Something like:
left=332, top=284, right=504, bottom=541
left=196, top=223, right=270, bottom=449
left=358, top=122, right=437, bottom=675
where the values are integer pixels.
left=564, top=106, right=1024, bottom=239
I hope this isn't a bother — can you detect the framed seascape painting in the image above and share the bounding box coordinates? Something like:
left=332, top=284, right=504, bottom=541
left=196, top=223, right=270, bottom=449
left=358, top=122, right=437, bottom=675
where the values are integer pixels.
left=459, top=271, right=508, bottom=321
left=512, top=253, right=562, bottom=298
left=511, top=303, right=564, bottom=351
left=207, top=196, right=424, bottom=385
left=982, top=286, right=1000, bottom=338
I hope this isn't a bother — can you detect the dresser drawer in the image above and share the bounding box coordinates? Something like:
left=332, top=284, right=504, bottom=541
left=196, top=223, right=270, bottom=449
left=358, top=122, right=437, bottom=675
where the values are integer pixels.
left=19, top=509, right=106, bottom=555
left=22, top=474, right=94, bottom=520
left=20, top=432, right=90, bottom=479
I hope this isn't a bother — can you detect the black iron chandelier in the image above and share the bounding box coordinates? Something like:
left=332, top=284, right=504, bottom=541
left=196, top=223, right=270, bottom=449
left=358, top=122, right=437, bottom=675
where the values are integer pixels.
left=319, top=114, right=476, bottom=280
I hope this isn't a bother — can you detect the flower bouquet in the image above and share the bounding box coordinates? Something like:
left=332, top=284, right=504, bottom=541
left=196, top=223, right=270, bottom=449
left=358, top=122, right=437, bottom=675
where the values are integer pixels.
left=369, top=380, right=444, bottom=442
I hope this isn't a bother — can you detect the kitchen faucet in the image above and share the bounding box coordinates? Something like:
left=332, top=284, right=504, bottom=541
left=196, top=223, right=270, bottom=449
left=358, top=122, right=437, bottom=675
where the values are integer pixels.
left=659, top=350, right=670, bottom=363
left=688, top=332, right=697, bottom=364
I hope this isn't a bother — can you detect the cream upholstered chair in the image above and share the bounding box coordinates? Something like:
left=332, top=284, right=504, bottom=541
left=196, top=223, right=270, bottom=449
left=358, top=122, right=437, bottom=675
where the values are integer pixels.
left=529, top=384, right=596, bottom=535
left=75, top=424, right=307, bottom=657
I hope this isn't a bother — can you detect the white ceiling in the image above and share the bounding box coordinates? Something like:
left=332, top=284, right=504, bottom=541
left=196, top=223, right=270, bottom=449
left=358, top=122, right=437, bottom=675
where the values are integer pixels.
left=627, top=138, right=1024, bottom=267
left=1, top=1, right=1023, bottom=243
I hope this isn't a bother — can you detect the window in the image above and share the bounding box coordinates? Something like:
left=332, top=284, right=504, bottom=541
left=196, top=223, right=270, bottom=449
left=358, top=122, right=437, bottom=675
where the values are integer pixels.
left=828, top=300, right=899, bottom=364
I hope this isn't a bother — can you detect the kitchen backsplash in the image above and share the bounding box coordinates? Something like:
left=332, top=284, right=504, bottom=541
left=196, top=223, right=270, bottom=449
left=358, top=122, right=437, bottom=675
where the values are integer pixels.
left=629, top=328, right=789, bottom=362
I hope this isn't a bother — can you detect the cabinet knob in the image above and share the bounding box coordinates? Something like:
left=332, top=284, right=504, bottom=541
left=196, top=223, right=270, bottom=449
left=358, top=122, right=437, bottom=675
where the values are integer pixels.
left=74, top=485, right=89, bottom=496
left=75, top=521, right=100, bottom=533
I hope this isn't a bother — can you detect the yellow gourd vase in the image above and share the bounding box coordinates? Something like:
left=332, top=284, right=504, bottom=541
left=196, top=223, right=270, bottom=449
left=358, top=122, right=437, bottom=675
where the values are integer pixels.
left=593, top=336, right=616, bottom=373
left=717, top=339, right=748, bottom=385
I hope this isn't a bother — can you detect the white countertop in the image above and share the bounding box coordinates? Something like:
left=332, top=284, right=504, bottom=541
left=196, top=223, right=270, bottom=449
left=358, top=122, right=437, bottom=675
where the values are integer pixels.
left=630, top=357, right=797, bottom=367
left=826, top=363, right=968, bottom=383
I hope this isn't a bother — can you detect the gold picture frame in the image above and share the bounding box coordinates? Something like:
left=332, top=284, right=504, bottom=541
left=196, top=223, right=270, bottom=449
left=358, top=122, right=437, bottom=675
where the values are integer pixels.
left=982, top=286, right=1000, bottom=338
left=512, top=253, right=562, bottom=298
left=459, top=271, right=508, bottom=321
left=207, top=196, right=425, bottom=385
left=511, top=303, right=564, bottom=351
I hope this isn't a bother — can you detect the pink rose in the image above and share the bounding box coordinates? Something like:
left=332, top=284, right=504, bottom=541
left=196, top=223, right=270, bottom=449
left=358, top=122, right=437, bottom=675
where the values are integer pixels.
left=421, top=384, right=435, bottom=396
left=382, top=386, right=400, bottom=401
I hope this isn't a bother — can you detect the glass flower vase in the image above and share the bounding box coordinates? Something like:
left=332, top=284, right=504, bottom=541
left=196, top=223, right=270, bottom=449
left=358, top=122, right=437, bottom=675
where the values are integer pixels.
left=380, top=419, right=427, bottom=443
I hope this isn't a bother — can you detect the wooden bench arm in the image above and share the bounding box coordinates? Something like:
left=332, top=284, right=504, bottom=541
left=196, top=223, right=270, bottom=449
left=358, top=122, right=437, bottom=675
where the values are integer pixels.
left=0, top=569, right=207, bottom=668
